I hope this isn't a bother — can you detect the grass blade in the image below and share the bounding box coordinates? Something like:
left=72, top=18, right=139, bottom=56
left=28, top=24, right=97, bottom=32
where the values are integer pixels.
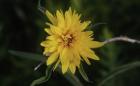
left=98, top=61, right=140, bottom=86
left=31, top=66, right=53, bottom=86
left=31, top=76, right=47, bottom=86
left=9, top=50, right=44, bottom=61
left=64, top=72, right=84, bottom=86
left=78, top=63, right=91, bottom=83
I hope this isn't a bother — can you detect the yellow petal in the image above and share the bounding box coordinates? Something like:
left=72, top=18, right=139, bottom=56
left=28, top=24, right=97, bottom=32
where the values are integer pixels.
left=47, top=52, right=59, bottom=65
left=44, top=28, right=53, bottom=35
left=43, top=48, right=49, bottom=55
left=86, top=49, right=100, bottom=60
left=65, top=7, right=74, bottom=28
left=56, top=10, right=65, bottom=27
left=82, top=56, right=91, bottom=65
left=46, top=10, right=57, bottom=25
left=58, top=45, right=64, bottom=54
left=80, top=21, right=91, bottom=31
left=62, top=61, right=69, bottom=74
left=48, top=46, right=57, bottom=52
left=67, top=7, right=72, bottom=16
left=47, top=35, right=58, bottom=40
left=46, top=22, right=52, bottom=26
left=69, top=63, right=76, bottom=74
left=84, top=31, right=93, bottom=37
left=65, top=11, right=71, bottom=27
left=50, top=25, right=62, bottom=35
left=60, top=48, right=69, bottom=64
left=78, top=46, right=100, bottom=60
left=90, top=41, right=104, bottom=48
left=72, top=47, right=81, bottom=66
left=77, top=45, right=91, bottom=65
left=60, top=48, right=71, bottom=74
left=40, top=41, right=48, bottom=47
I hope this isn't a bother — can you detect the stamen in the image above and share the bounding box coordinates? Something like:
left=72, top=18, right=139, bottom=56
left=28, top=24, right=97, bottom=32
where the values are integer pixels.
left=61, top=34, right=74, bottom=47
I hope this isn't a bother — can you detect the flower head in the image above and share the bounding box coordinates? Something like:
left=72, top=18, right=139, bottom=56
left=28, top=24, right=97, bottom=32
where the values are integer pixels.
left=41, top=8, right=103, bottom=74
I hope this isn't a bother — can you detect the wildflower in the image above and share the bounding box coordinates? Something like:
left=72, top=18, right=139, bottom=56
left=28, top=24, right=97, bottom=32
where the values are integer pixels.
left=41, top=7, right=103, bottom=74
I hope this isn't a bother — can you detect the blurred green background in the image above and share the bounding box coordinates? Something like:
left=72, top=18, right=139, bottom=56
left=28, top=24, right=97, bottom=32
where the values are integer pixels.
left=0, top=0, right=140, bottom=86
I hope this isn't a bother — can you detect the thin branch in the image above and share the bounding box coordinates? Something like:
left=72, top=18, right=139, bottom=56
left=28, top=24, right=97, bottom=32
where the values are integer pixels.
left=34, top=62, right=44, bottom=71
left=92, top=23, right=107, bottom=28
left=103, top=36, right=140, bottom=45
left=38, top=0, right=45, bottom=13
left=89, top=23, right=107, bottom=29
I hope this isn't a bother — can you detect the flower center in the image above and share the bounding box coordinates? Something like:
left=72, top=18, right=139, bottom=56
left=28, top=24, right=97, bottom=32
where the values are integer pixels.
left=61, top=34, right=74, bottom=47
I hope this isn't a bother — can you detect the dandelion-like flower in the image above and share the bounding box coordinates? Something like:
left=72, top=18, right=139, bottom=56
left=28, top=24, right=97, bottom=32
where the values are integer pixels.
left=41, top=8, right=103, bottom=74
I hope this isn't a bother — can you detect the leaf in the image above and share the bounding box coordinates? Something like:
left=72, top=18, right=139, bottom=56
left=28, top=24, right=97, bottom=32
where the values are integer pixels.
left=45, top=65, right=53, bottom=81
left=98, top=61, right=140, bottom=86
left=9, top=50, right=44, bottom=61
left=78, top=63, right=92, bottom=83
left=30, top=76, right=47, bottom=86
left=31, top=66, right=53, bottom=86
left=64, top=72, right=84, bottom=86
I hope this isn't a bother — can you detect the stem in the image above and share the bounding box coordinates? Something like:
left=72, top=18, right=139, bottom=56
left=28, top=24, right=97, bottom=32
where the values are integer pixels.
left=103, top=36, right=140, bottom=44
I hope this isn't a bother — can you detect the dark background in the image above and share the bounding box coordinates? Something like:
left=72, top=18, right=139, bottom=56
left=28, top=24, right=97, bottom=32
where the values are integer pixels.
left=0, top=0, right=140, bottom=86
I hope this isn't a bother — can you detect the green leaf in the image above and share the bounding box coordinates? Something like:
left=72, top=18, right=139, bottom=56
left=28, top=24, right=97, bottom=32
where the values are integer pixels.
left=31, top=66, right=53, bottom=86
left=45, top=65, right=53, bottom=81
left=30, top=76, right=47, bottom=86
left=64, top=71, right=84, bottom=86
left=78, top=63, right=91, bottom=82
left=9, top=50, right=44, bottom=61
left=98, top=61, right=140, bottom=86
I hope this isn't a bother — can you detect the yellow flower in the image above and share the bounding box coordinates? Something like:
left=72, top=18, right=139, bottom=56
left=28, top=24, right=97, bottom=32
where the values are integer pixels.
left=41, top=8, right=103, bottom=74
